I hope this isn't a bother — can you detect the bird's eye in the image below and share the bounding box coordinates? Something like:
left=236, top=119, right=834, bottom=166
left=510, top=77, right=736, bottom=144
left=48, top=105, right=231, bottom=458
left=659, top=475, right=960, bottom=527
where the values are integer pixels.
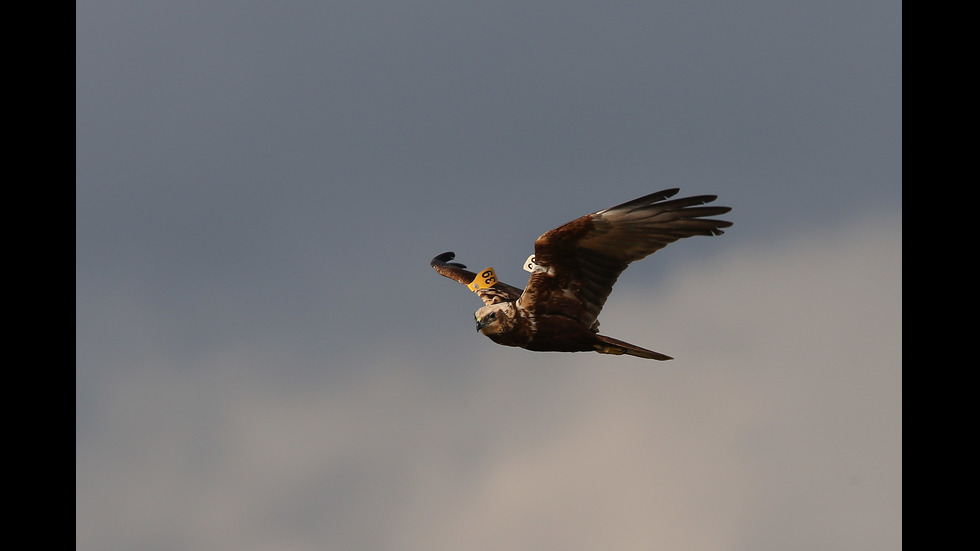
left=488, top=312, right=496, bottom=319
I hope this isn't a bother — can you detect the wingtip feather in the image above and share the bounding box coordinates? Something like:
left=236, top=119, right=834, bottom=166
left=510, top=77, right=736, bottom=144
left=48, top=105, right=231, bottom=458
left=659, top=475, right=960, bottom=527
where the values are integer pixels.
left=431, top=251, right=468, bottom=269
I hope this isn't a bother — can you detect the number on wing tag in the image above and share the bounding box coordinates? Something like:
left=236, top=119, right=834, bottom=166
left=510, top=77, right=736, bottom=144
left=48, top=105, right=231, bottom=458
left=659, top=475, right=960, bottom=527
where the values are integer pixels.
left=468, top=267, right=498, bottom=292
left=523, top=254, right=544, bottom=273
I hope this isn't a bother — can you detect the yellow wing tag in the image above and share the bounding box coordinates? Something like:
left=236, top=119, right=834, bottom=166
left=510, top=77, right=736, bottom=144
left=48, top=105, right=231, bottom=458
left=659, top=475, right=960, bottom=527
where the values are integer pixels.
left=468, top=267, right=498, bottom=292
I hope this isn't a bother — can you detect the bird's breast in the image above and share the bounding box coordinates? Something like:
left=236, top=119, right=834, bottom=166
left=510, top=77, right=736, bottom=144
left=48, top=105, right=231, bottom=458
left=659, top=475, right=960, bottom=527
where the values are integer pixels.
left=523, top=314, right=598, bottom=353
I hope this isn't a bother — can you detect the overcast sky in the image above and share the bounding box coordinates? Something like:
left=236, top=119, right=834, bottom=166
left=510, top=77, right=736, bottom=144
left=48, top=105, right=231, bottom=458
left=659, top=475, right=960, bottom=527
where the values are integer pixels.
left=76, top=2, right=901, bottom=550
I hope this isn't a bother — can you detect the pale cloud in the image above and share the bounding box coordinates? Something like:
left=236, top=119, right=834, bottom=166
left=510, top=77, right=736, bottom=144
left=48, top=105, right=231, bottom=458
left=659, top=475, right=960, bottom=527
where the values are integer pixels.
left=76, top=212, right=900, bottom=551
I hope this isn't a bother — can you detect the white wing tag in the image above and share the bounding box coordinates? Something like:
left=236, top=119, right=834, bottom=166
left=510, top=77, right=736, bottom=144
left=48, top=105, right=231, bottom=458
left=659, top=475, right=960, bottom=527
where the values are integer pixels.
left=523, top=254, right=545, bottom=273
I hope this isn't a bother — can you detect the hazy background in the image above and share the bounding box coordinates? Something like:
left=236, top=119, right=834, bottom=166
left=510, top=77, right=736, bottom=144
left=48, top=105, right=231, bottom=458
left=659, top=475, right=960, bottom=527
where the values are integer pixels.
left=76, top=2, right=901, bottom=550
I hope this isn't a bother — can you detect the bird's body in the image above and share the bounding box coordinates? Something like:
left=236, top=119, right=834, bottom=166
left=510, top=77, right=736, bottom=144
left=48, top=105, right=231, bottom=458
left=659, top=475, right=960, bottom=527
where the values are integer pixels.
left=431, top=188, right=731, bottom=360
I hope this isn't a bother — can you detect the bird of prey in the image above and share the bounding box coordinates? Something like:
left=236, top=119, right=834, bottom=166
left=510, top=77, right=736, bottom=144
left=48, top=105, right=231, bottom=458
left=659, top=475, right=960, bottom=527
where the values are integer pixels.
left=430, top=188, right=731, bottom=360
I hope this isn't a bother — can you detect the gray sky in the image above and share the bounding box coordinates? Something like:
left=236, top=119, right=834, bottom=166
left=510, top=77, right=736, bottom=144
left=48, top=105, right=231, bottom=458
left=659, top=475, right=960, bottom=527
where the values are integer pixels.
left=76, top=2, right=901, bottom=550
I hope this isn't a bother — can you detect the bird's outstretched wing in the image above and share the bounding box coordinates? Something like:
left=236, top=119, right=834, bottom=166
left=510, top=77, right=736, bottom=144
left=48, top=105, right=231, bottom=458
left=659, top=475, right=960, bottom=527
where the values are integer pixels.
left=518, top=188, right=732, bottom=327
left=430, top=252, right=524, bottom=306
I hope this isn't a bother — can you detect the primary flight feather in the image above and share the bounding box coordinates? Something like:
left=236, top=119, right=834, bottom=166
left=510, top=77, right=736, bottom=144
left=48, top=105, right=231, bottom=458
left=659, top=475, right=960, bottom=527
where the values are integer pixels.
left=430, top=188, right=731, bottom=360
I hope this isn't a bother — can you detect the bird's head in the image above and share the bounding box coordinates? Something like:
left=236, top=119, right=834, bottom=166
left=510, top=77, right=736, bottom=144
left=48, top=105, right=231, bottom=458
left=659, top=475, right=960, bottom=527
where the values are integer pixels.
left=474, top=303, right=517, bottom=336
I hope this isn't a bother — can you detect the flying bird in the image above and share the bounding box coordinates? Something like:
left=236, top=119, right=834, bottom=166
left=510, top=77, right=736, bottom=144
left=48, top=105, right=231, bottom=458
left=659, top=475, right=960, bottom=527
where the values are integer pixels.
left=430, top=188, right=732, bottom=360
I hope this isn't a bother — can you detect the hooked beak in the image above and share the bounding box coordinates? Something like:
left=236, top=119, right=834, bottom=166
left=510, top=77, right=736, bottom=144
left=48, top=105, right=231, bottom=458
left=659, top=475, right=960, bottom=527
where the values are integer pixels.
left=475, top=316, right=485, bottom=331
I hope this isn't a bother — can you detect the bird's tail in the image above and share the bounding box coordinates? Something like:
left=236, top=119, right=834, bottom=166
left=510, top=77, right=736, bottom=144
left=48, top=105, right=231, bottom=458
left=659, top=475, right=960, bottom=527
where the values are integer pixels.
left=593, top=335, right=673, bottom=361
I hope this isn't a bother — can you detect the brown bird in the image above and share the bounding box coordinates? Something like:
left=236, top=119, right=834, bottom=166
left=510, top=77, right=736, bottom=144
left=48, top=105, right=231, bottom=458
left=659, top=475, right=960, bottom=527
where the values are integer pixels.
left=430, top=188, right=731, bottom=360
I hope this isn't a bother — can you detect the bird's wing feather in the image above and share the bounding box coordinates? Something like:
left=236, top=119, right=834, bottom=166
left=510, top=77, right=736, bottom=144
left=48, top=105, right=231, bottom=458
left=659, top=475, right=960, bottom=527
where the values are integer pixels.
left=430, top=252, right=524, bottom=306
left=518, top=189, right=732, bottom=327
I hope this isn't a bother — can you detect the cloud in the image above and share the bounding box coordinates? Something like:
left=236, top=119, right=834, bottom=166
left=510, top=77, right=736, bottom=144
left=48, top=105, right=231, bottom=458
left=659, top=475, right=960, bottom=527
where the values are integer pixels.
left=76, top=211, right=900, bottom=551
